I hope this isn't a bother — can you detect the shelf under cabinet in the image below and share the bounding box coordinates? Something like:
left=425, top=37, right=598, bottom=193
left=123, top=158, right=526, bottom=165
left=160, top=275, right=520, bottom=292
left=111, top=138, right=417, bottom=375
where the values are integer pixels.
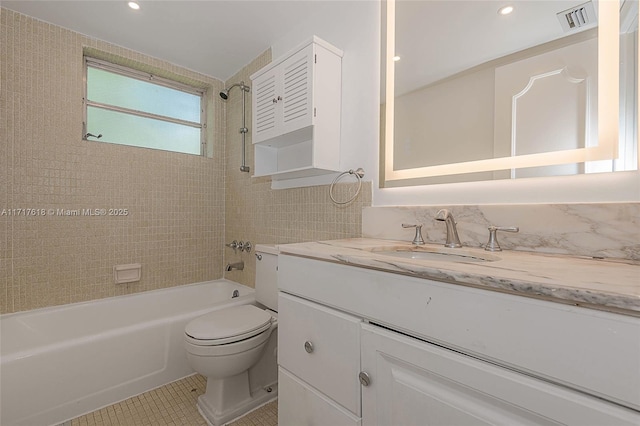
left=253, top=126, right=339, bottom=181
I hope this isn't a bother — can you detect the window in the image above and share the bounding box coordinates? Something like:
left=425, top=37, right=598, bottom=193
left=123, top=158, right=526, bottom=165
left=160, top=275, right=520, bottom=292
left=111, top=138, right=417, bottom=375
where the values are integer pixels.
left=83, top=57, right=206, bottom=155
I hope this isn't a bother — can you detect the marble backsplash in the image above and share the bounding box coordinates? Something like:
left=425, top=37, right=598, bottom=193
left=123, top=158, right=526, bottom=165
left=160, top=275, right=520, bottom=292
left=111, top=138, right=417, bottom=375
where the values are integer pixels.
left=362, top=203, right=640, bottom=261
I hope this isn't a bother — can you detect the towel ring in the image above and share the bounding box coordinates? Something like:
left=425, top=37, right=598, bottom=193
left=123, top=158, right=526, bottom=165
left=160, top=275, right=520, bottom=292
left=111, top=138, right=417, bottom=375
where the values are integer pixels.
left=329, top=168, right=365, bottom=205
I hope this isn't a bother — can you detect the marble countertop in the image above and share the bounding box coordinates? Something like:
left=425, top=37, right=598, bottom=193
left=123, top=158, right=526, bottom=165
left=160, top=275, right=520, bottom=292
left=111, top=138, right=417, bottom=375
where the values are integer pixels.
left=277, top=238, right=640, bottom=317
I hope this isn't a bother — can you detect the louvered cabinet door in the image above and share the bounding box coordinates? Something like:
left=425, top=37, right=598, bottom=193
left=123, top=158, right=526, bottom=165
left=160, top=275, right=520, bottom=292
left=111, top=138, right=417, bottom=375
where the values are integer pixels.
left=252, top=70, right=279, bottom=144
left=252, top=45, right=314, bottom=145
left=280, top=46, right=314, bottom=136
left=250, top=36, right=342, bottom=179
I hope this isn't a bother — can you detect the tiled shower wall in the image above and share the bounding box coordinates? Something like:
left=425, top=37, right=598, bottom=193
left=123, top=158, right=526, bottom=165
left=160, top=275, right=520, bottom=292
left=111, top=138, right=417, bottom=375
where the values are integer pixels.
left=1, top=9, right=372, bottom=313
left=1, top=9, right=226, bottom=314
left=223, top=50, right=372, bottom=288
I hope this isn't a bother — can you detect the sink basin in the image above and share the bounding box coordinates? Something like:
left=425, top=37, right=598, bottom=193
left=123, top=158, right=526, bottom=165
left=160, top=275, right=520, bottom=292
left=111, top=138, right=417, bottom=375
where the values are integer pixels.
left=373, top=246, right=499, bottom=263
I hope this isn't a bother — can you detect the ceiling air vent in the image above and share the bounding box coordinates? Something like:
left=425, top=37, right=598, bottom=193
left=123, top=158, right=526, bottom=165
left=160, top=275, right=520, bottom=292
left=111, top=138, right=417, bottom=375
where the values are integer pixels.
left=557, top=1, right=597, bottom=33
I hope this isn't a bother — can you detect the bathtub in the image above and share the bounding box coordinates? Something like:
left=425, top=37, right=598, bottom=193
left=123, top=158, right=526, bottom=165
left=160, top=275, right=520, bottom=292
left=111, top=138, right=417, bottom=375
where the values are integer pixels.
left=0, top=280, right=255, bottom=426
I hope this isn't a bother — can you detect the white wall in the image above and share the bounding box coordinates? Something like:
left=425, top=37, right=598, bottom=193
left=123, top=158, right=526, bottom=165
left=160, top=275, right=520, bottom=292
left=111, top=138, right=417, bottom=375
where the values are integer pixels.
left=268, top=0, right=380, bottom=189
left=268, top=0, right=639, bottom=205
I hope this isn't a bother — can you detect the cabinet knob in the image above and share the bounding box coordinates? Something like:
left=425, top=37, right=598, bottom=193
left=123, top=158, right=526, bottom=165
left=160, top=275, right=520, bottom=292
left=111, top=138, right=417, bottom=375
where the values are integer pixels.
left=304, top=341, right=314, bottom=353
left=359, top=371, right=372, bottom=387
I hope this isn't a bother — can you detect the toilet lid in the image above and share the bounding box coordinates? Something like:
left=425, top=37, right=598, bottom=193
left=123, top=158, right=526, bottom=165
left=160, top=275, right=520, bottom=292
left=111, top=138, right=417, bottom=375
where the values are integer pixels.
left=185, top=305, right=273, bottom=344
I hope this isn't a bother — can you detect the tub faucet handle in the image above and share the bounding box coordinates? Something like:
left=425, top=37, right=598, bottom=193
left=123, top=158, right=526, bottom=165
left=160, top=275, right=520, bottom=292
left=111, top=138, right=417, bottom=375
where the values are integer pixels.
left=240, top=241, right=252, bottom=253
left=226, top=240, right=238, bottom=252
left=402, top=223, right=425, bottom=245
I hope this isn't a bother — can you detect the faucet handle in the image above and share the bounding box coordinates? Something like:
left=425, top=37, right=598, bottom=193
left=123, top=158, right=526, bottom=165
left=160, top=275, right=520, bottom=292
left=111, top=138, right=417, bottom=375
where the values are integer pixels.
left=485, top=226, right=519, bottom=252
left=402, top=223, right=425, bottom=245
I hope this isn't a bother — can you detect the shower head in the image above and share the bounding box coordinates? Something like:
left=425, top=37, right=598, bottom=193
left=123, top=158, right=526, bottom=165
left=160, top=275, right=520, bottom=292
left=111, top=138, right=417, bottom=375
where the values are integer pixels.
left=219, top=81, right=250, bottom=100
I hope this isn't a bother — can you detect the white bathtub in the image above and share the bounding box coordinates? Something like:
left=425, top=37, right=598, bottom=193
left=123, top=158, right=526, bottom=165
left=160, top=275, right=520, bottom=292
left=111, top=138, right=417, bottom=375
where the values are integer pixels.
left=0, top=280, right=255, bottom=426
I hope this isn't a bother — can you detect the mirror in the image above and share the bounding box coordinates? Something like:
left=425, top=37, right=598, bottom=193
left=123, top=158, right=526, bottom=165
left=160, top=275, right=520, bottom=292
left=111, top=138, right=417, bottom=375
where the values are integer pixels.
left=382, top=0, right=638, bottom=187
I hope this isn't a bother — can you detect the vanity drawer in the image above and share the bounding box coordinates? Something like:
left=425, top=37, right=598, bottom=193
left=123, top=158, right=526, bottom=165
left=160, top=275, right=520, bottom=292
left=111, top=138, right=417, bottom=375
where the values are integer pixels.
left=278, top=292, right=362, bottom=415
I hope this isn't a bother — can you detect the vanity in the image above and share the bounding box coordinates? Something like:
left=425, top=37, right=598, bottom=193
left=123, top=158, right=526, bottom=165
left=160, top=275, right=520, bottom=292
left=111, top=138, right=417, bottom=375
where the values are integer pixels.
left=268, top=0, right=640, bottom=421
left=276, top=238, right=640, bottom=425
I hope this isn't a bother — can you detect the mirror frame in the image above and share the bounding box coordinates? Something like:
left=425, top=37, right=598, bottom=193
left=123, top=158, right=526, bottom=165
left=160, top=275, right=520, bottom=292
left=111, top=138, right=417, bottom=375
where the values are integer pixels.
left=383, top=0, right=620, bottom=183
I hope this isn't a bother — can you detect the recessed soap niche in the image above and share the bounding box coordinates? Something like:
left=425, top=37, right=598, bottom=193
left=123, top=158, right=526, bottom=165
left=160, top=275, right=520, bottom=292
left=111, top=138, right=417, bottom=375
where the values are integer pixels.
left=114, top=263, right=142, bottom=284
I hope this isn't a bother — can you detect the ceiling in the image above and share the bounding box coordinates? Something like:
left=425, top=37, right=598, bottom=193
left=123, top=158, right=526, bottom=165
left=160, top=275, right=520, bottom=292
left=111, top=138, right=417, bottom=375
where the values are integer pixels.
left=4, top=0, right=598, bottom=89
left=2, top=0, right=353, bottom=82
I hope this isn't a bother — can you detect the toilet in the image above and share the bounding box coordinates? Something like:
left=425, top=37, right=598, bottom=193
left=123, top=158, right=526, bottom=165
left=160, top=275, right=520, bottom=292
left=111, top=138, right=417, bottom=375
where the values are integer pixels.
left=184, top=245, right=279, bottom=426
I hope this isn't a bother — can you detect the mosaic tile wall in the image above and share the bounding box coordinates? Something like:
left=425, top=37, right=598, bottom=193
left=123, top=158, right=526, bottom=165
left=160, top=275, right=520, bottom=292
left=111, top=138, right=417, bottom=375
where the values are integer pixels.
left=1, top=9, right=372, bottom=312
left=1, top=9, right=226, bottom=313
left=223, top=50, right=372, bottom=288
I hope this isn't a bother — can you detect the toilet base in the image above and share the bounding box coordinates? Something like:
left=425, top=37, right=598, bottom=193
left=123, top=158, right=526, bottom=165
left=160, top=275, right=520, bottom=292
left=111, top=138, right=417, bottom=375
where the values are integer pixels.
left=196, top=373, right=278, bottom=426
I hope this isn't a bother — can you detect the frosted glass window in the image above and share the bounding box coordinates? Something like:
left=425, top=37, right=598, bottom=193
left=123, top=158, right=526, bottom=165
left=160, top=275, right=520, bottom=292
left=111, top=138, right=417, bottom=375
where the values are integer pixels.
left=84, top=58, right=205, bottom=155
left=87, top=107, right=201, bottom=155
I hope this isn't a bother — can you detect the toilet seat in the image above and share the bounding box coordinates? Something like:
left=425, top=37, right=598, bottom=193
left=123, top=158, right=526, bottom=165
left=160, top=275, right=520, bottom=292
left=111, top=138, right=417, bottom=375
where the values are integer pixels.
left=185, top=305, right=273, bottom=346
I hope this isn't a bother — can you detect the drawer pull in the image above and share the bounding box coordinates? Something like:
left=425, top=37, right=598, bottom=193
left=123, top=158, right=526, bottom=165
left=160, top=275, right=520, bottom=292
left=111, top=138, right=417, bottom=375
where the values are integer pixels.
left=359, top=371, right=371, bottom=387
left=304, top=341, right=314, bottom=353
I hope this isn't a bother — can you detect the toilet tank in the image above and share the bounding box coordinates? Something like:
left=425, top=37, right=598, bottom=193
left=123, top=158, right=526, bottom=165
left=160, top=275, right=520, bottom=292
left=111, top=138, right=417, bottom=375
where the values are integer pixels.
left=255, top=244, right=278, bottom=311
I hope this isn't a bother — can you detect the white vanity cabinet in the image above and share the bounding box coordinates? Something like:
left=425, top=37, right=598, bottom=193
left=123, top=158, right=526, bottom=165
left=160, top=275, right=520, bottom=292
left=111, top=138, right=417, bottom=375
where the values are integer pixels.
left=250, top=36, right=342, bottom=181
left=361, top=323, right=638, bottom=425
left=277, top=292, right=362, bottom=425
left=277, top=253, right=640, bottom=425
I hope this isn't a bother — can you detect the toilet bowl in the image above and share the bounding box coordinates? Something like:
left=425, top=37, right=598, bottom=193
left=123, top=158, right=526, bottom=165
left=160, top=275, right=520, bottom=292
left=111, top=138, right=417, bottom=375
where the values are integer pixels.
left=185, top=305, right=275, bottom=377
left=184, top=245, right=279, bottom=426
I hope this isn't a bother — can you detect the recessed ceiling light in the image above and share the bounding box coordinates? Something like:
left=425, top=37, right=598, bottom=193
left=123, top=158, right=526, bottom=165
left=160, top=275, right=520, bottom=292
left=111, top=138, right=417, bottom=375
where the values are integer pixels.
left=498, top=5, right=514, bottom=15
left=393, top=55, right=401, bottom=62
left=128, top=1, right=140, bottom=10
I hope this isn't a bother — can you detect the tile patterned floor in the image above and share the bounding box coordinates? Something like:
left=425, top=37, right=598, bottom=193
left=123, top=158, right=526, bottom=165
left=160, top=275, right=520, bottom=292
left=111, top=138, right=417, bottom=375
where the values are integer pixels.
left=70, top=374, right=278, bottom=426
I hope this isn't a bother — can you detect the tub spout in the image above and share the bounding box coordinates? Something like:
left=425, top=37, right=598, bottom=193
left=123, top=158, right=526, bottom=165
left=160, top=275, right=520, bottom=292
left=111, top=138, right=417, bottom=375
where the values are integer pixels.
left=225, top=261, right=244, bottom=272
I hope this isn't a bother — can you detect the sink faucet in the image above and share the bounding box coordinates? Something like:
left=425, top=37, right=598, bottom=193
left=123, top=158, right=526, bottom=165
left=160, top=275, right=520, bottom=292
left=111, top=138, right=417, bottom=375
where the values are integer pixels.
left=435, top=209, right=462, bottom=248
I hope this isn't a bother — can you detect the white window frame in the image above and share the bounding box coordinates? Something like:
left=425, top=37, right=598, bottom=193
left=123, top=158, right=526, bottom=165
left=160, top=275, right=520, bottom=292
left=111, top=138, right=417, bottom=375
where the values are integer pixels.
left=83, top=57, right=207, bottom=155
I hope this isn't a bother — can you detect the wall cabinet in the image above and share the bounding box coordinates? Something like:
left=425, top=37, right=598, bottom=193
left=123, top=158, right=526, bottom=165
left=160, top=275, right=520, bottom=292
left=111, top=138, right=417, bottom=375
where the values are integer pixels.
left=277, top=254, right=640, bottom=425
left=250, top=36, right=342, bottom=182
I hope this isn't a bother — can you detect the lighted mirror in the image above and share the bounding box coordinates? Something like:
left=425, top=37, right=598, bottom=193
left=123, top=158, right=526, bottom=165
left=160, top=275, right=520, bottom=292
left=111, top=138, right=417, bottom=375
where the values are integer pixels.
left=382, top=0, right=638, bottom=187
